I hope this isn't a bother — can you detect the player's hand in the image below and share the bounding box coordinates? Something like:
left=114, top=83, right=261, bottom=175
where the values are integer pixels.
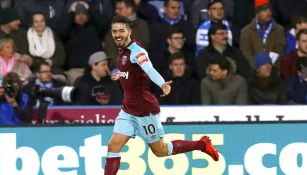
left=161, top=80, right=172, bottom=97
left=111, top=70, right=120, bottom=81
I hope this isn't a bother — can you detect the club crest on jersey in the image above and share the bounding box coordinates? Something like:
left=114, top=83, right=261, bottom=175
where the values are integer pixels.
left=122, top=56, right=127, bottom=65
left=136, top=53, right=149, bottom=65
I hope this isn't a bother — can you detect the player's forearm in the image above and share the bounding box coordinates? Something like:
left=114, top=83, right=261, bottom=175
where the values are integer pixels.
left=142, top=65, right=165, bottom=88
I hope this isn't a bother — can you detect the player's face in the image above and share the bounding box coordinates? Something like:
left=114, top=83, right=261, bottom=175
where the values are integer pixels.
left=298, top=34, right=307, bottom=55
left=111, top=23, right=132, bottom=48
left=208, top=2, right=224, bottom=22
left=32, top=14, right=46, bottom=34
left=170, top=58, right=186, bottom=77
left=37, top=65, right=52, bottom=83
left=208, top=64, right=227, bottom=80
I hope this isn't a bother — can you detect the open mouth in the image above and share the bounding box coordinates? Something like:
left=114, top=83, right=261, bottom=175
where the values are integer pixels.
left=115, top=37, right=124, bottom=42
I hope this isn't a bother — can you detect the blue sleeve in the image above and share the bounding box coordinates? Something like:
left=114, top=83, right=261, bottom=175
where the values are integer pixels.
left=140, top=62, right=165, bottom=88
left=130, top=45, right=165, bottom=88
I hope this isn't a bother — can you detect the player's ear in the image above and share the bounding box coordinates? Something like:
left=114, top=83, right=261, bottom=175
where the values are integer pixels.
left=128, top=27, right=132, bottom=36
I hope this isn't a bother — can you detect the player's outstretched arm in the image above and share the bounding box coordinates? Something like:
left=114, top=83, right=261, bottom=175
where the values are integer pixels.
left=161, top=80, right=173, bottom=97
left=133, top=50, right=172, bottom=96
left=136, top=58, right=165, bottom=88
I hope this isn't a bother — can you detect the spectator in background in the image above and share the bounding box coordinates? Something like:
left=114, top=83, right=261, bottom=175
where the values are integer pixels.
left=27, top=12, right=66, bottom=78
left=23, top=61, right=66, bottom=107
left=0, top=0, right=12, bottom=8
left=59, top=1, right=103, bottom=85
left=285, top=58, right=307, bottom=104
left=150, top=0, right=195, bottom=56
left=196, top=24, right=251, bottom=80
left=240, top=0, right=285, bottom=68
left=0, top=7, right=28, bottom=54
left=159, top=52, right=200, bottom=105
left=152, top=27, right=195, bottom=76
left=104, top=0, right=150, bottom=68
left=11, top=0, right=23, bottom=9
left=73, top=51, right=123, bottom=105
left=0, top=72, right=33, bottom=125
left=0, top=38, right=32, bottom=81
left=134, top=0, right=160, bottom=24
left=182, top=0, right=195, bottom=19
left=232, top=0, right=254, bottom=47
left=65, top=0, right=114, bottom=40
left=200, top=57, right=248, bottom=105
left=248, top=52, right=287, bottom=104
left=271, top=0, right=307, bottom=29
left=17, top=0, right=65, bottom=31
left=285, top=16, right=307, bottom=55
left=191, top=0, right=234, bottom=29
left=195, top=0, right=232, bottom=55
left=281, top=29, right=307, bottom=80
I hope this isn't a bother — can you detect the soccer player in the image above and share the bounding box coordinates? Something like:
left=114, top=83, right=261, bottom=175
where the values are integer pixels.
left=104, top=16, right=219, bottom=175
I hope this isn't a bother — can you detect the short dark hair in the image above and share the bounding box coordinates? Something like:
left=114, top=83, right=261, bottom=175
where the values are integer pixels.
left=35, top=60, right=51, bottom=73
left=116, top=0, right=135, bottom=9
left=208, top=23, right=227, bottom=44
left=296, top=29, right=307, bottom=41
left=164, top=0, right=179, bottom=7
left=111, top=15, right=131, bottom=28
left=208, top=0, right=224, bottom=9
left=30, top=11, right=46, bottom=26
left=166, top=26, right=184, bottom=39
left=292, top=15, right=307, bottom=28
left=296, top=57, right=307, bottom=71
left=169, top=52, right=186, bottom=64
left=209, top=57, right=230, bottom=72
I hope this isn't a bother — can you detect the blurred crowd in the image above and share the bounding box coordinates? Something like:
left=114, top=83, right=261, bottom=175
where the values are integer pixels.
left=0, top=0, right=307, bottom=116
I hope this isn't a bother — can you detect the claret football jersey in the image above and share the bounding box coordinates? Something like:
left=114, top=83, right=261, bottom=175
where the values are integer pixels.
left=117, top=41, right=160, bottom=116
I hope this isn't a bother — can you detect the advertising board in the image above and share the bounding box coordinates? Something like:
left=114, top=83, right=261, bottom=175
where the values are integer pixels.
left=32, top=105, right=307, bottom=124
left=1, top=123, right=306, bottom=175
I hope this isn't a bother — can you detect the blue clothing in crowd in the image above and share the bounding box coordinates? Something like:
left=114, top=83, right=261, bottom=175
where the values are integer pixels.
left=286, top=75, right=307, bottom=104
left=196, top=19, right=232, bottom=55
left=0, top=93, right=30, bottom=125
left=285, top=29, right=296, bottom=55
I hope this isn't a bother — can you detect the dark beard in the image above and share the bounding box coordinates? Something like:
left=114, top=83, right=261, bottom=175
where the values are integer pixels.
left=116, top=37, right=129, bottom=48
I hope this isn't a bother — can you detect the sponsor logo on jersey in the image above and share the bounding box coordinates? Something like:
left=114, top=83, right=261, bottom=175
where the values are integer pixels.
left=119, top=71, right=129, bottom=79
left=136, top=53, right=149, bottom=65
